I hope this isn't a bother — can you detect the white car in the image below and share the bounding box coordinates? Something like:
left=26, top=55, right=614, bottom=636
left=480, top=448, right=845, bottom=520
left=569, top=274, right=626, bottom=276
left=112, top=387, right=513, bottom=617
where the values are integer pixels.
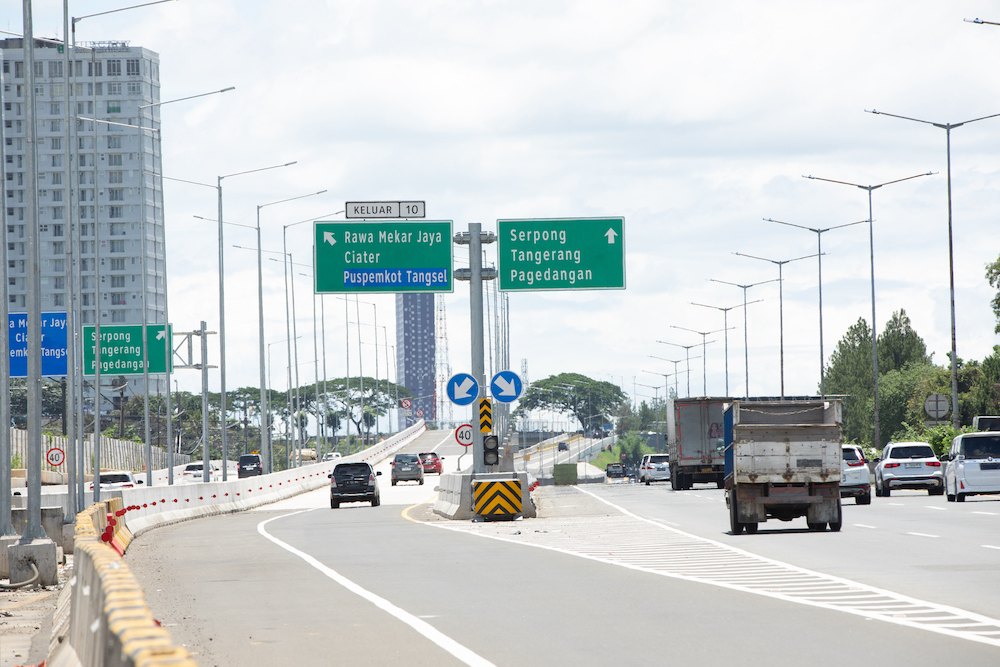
left=179, top=462, right=219, bottom=483
left=839, top=445, right=871, bottom=504
left=638, top=454, right=670, bottom=485
left=874, top=441, right=943, bottom=497
left=944, top=432, right=1000, bottom=502
left=87, top=470, right=143, bottom=491
left=321, top=452, right=342, bottom=462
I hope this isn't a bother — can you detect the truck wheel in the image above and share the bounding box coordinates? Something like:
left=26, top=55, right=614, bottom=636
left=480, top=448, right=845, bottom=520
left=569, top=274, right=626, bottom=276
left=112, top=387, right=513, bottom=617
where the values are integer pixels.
left=716, top=477, right=725, bottom=490
left=729, top=494, right=744, bottom=534
left=670, top=468, right=679, bottom=490
left=744, top=522, right=758, bottom=534
left=807, top=522, right=826, bottom=531
left=829, top=500, right=842, bottom=532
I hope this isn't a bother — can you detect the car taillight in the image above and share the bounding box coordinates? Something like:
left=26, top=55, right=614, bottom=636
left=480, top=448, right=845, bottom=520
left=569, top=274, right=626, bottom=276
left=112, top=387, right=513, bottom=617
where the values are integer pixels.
left=330, top=477, right=338, bottom=488
left=846, top=460, right=865, bottom=467
left=884, top=462, right=900, bottom=468
left=926, top=461, right=941, bottom=467
left=369, top=474, right=376, bottom=484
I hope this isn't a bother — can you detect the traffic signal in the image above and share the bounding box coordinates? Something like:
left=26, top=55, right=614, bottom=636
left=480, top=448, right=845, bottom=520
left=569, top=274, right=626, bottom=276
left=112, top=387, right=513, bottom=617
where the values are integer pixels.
left=484, top=435, right=499, bottom=466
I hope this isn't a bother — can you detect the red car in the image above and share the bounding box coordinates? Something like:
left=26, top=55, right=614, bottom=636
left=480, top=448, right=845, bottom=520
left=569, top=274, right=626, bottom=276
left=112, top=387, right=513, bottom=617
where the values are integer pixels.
left=419, top=452, right=444, bottom=474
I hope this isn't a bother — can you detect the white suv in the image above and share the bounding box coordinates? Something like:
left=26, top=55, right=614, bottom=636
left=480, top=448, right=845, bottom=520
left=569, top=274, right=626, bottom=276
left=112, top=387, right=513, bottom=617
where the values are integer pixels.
left=638, top=454, right=670, bottom=485
left=874, top=441, right=943, bottom=497
left=840, top=445, right=871, bottom=504
left=943, top=432, right=1000, bottom=502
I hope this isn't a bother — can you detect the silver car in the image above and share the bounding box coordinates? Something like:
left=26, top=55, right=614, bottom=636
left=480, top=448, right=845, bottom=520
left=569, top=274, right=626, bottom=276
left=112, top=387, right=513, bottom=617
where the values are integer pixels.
left=639, top=454, right=670, bottom=485
left=391, top=453, right=424, bottom=486
left=874, top=441, right=943, bottom=497
left=943, top=432, right=1000, bottom=502
left=840, top=445, right=871, bottom=504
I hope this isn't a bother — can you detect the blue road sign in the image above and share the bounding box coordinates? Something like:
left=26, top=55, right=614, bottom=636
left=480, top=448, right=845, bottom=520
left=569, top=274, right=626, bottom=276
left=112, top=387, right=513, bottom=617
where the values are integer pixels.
left=490, top=370, right=523, bottom=403
left=8, top=312, right=68, bottom=378
left=447, top=372, right=479, bottom=406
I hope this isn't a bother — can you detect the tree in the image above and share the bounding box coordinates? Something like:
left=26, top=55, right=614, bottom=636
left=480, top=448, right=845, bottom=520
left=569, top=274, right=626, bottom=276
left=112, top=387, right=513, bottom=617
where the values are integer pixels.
left=321, top=377, right=411, bottom=442
left=877, top=309, right=929, bottom=373
left=987, top=255, right=1000, bottom=333
left=515, top=373, right=627, bottom=432
left=824, top=317, right=875, bottom=444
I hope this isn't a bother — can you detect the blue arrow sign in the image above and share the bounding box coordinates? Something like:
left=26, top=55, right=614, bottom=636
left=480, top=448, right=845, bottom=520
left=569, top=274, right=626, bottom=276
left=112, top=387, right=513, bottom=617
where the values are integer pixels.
left=490, top=370, right=523, bottom=403
left=8, top=312, right=68, bottom=378
left=447, top=372, right=479, bottom=406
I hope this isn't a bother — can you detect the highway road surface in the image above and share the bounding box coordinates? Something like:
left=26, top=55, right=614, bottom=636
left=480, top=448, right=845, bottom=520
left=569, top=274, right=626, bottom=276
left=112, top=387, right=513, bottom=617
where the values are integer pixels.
left=124, top=447, right=1000, bottom=666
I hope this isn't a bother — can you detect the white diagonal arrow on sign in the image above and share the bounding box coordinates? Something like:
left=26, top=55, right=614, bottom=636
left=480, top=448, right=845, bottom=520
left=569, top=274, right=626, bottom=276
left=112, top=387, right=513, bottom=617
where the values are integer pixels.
left=156, top=330, right=166, bottom=340
left=494, top=375, right=518, bottom=396
left=451, top=377, right=476, bottom=400
left=324, top=231, right=336, bottom=246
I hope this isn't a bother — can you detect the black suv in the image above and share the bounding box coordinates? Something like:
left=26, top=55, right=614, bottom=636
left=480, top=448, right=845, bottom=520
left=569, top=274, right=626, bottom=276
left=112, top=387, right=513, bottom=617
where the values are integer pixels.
left=238, top=454, right=263, bottom=478
left=329, top=462, right=381, bottom=508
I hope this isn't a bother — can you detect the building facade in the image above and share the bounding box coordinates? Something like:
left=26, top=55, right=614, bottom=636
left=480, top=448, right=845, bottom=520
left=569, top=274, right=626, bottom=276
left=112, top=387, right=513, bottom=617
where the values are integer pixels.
left=395, top=293, right=436, bottom=429
left=2, top=38, right=166, bottom=400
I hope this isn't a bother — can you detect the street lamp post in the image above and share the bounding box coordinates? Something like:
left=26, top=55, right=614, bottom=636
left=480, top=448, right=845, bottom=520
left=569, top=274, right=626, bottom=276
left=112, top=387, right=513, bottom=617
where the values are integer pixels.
left=690, top=301, right=761, bottom=396
left=656, top=341, right=701, bottom=397
left=764, top=218, right=867, bottom=398
left=670, top=325, right=727, bottom=397
left=865, top=109, right=999, bottom=429
left=256, top=190, right=326, bottom=472
left=649, top=355, right=691, bottom=399
left=804, top=171, right=934, bottom=445
left=707, top=278, right=779, bottom=398
left=733, top=252, right=819, bottom=400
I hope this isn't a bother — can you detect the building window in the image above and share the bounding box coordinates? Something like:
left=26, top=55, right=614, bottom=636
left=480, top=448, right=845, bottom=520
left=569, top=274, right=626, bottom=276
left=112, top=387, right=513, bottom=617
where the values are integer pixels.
left=48, top=61, right=64, bottom=78
left=51, top=241, right=64, bottom=254
left=52, top=224, right=64, bottom=237
left=52, top=190, right=63, bottom=202
left=126, top=59, right=140, bottom=76
left=110, top=275, right=125, bottom=288
left=107, top=136, right=122, bottom=150
left=52, top=206, right=64, bottom=220
left=81, top=294, right=93, bottom=306
left=127, top=81, right=141, bottom=96
left=108, top=154, right=123, bottom=166
left=109, top=222, right=126, bottom=235
left=110, top=240, right=125, bottom=253
left=52, top=294, right=65, bottom=307
left=50, top=137, right=62, bottom=151
left=111, top=310, right=126, bottom=323
left=107, top=60, right=121, bottom=76
left=107, top=100, right=121, bottom=113
left=33, top=62, right=43, bottom=78
left=49, top=119, right=61, bottom=132
left=51, top=155, right=63, bottom=168
left=53, top=277, right=65, bottom=290
left=108, top=206, right=124, bottom=220
left=51, top=172, right=62, bottom=185
left=108, top=171, right=123, bottom=184
left=107, top=82, right=122, bottom=96
left=110, top=258, right=125, bottom=271
left=110, top=293, right=126, bottom=305
left=87, top=61, right=102, bottom=77
left=49, top=102, right=61, bottom=115
left=109, top=189, right=124, bottom=202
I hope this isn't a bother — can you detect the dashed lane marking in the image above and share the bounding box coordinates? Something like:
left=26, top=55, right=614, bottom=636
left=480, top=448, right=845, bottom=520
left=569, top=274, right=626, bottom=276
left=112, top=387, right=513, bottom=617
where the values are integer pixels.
left=426, top=487, right=1000, bottom=648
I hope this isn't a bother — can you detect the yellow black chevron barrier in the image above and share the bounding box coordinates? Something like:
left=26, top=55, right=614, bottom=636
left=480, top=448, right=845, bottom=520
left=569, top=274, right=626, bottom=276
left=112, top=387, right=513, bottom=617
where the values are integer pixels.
left=473, top=479, right=522, bottom=520
left=479, top=398, right=492, bottom=433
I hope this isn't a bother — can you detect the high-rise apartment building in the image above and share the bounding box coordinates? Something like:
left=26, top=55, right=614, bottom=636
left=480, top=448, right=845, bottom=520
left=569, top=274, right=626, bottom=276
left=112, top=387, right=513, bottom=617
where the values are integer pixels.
left=396, top=293, right=436, bottom=429
left=2, top=38, right=166, bottom=396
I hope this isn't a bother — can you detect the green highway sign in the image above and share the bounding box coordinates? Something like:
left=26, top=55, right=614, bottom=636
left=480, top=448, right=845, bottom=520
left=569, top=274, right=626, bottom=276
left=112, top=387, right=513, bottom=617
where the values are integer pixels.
left=497, top=217, right=626, bottom=291
left=314, top=220, right=454, bottom=293
left=83, top=324, right=172, bottom=376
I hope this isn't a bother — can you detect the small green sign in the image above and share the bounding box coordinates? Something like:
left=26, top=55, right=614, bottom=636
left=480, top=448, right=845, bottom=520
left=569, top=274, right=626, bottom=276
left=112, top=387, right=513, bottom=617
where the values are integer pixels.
left=497, top=217, right=626, bottom=291
left=83, top=324, right=172, bottom=376
left=314, top=220, right=453, bottom=293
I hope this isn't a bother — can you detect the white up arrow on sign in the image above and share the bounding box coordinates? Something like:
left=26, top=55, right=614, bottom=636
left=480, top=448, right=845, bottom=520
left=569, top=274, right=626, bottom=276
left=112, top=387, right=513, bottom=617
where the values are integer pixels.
left=605, top=228, right=618, bottom=244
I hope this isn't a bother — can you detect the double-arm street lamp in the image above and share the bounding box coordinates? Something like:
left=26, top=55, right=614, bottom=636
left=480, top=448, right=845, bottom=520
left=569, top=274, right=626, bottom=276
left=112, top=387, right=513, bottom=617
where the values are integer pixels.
left=865, top=109, right=1000, bottom=429
left=804, top=171, right=934, bottom=445
left=656, top=342, right=701, bottom=397
left=690, top=301, right=761, bottom=397
left=669, top=325, right=726, bottom=397
left=733, top=252, right=819, bottom=400
left=765, top=217, right=867, bottom=398
left=707, top=278, right=779, bottom=398
left=648, top=355, right=694, bottom=399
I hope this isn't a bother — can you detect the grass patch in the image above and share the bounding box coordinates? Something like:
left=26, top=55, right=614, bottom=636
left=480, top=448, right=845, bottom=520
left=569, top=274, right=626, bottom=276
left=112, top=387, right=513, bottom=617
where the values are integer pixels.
left=589, top=440, right=661, bottom=470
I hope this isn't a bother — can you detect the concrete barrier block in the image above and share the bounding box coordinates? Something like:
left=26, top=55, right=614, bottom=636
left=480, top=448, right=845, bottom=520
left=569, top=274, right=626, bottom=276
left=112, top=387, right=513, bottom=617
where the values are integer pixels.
left=0, top=534, right=18, bottom=577
left=7, top=538, right=59, bottom=586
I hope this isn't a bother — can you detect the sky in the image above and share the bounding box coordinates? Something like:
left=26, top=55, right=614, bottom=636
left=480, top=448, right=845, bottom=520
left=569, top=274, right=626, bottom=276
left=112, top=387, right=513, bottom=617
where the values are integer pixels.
left=13, top=1, right=1000, bottom=429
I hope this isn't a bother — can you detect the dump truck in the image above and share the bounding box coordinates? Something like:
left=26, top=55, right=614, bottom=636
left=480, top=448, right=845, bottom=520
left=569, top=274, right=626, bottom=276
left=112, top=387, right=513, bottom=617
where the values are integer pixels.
left=724, top=399, right=843, bottom=534
left=667, top=397, right=730, bottom=490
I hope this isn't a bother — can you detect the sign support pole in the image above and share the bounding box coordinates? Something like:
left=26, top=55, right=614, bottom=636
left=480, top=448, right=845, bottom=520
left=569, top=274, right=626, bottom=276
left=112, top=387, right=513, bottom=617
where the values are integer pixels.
left=469, top=223, right=485, bottom=474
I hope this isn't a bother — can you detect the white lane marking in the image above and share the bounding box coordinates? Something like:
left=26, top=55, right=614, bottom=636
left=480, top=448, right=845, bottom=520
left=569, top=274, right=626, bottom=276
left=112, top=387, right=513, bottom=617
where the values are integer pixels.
left=983, top=545, right=1000, bottom=551
left=973, top=512, right=999, bottom=516
left=888, top=503, right=904, bottom=506
left=426, top=487, right=1000, bottom=648
left=925, top=506, right=946, bottom=511
left=853, top=524, right=878, bottom=529
left=907, top=532, right=940, bottom=538
left=430, top=431, right=453, bottom=453
left=258, top=511, right=495, bottom=667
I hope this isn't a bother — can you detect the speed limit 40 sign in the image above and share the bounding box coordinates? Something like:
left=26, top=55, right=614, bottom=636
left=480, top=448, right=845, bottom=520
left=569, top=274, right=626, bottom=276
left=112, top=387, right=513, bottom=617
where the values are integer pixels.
left=47, top=447, right=66, bottom=467
left=455, top=424, right=474, bottom=447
